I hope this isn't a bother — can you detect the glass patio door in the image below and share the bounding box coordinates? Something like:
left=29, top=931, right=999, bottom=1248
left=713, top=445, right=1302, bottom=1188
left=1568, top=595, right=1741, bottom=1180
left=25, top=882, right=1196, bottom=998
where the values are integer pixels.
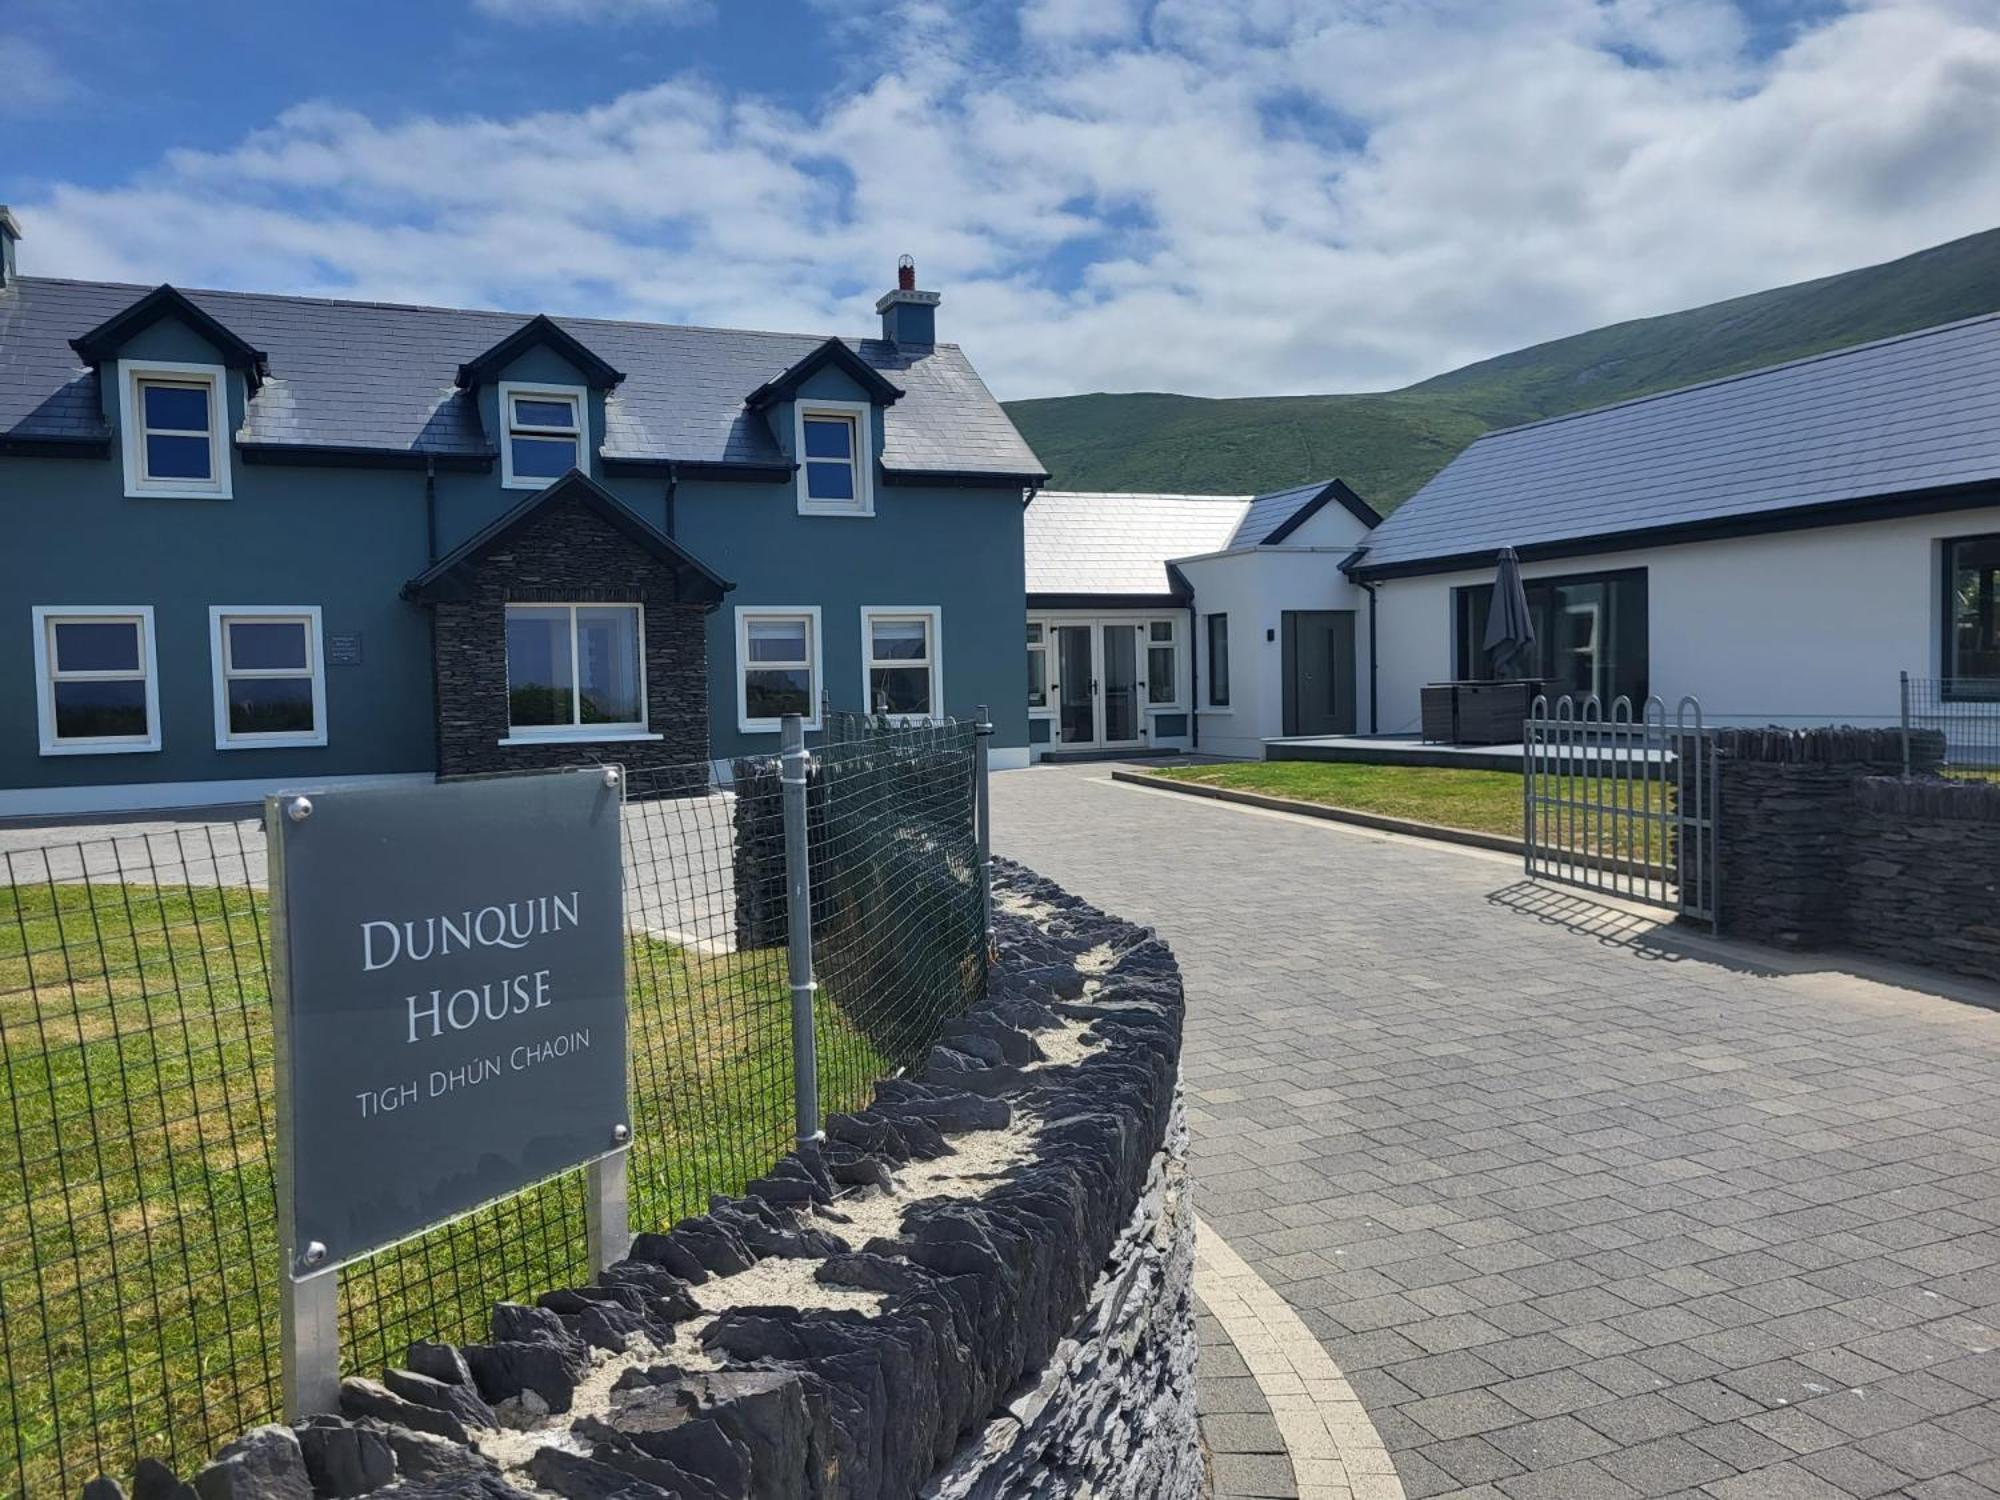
left=1100, top=624, right=1142, bottom=745
left=1054, top=624, right=1095, bottom=745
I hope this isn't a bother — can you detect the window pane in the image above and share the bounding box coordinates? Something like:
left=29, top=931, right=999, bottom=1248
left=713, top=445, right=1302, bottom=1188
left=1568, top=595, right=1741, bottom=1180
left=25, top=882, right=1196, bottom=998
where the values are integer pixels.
left=805, top=460, right=855, bottom=501
left=1208, top=615, right=1230, bottom=705
left=1148, top=645, right=1174, bottom=704
left=511, top=435, right=578, bottom=479
left=1150, top=621, right=1173, bottom=642
left=870, top=665, right=931, bottom=716
left=227, top=678, right=314, bottom=735
left=577, top=606, right=642, bottom=725
left=747, top=618, right=808, bottom=663
left=869, top=618, right=928, bottom=661
left=1949, top=536, right=2000, bottom=682
left=53, top=680, right=148, bottom=739
left=1026, top=623, right=1042, bottom=643
left=143, top=382, right=209, bottom=431
left=146, top=433, right=213, bottom=480
left=512, top=397, right=577, bottom=429
left=506, top=607, right=575, bottom=727
left=802, top=416, right=853, bottom=460
left=52, top=620, right=140, bottom=673
left=1028, top=648, right=1046, bottom=707
left=228, top=619, right=308, bottom=671
left=745, top=668, right=811, bottom=719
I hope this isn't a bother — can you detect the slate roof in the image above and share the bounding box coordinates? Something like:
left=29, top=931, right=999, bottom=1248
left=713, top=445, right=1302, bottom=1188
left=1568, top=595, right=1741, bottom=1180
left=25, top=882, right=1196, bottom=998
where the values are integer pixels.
left=1231, top=477, right=1380, bottom=546
left=1025, top=491, right=1250, bottom=597
left=0, top=276, right=1046, bottom=480
left=1356, top=311, right=2000, bottom=576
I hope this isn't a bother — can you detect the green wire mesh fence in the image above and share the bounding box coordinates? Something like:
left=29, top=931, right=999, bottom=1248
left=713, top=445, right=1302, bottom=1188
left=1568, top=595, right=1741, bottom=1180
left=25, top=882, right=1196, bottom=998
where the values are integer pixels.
left=0, top=716, right=982, bottom=1496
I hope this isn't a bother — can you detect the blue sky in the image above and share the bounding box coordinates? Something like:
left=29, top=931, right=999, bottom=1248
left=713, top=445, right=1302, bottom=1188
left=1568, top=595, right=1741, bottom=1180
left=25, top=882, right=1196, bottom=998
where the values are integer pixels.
left=6, top=0, right=1999, bottom=400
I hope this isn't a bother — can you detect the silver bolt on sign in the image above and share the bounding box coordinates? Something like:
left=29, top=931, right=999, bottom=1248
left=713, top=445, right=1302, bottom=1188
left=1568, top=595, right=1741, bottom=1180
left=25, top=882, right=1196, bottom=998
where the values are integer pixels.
left=300, top=1241, right=328, bottom=1269
left=602, top=766, right=621, bottom=790
left=612, top=1122, right=630, bottom=1142
left=288, top=796, right=314, bottom=823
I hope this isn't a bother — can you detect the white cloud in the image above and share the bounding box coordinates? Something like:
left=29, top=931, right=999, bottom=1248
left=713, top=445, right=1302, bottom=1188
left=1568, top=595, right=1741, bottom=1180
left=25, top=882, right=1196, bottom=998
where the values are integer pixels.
left=0, top=34, right=77, bottom=117
left=15, top=0, right=2000, bottom=399
left=470, top=0, right=711, bottom=23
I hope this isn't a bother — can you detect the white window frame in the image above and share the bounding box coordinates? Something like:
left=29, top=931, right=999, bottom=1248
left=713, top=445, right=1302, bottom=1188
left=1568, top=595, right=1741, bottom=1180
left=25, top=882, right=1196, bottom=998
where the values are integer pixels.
left=736, top=606, right=823, bottom=734
left=118, top=359, right=231, bottom=499
left=32, top=606, right=162, bottom=756
left=499, top=601, right=654, bottom=744
left=207, top=607, right=328, bottom=750
left=794, top=399, right=875, bottom=517
left=859, top=606, right=944, bottom=724
left=1026, top=621, right=1048, bottom=710
left=1143, top=617, right=1184, bottom=710
left=498, top=381, right=589, bottom=490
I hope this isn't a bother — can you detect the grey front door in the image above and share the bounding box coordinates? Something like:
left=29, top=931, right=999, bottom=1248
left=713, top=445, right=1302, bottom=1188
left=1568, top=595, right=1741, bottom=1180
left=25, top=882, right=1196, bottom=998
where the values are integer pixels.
left=1282, top=610, right=1356, bottom=736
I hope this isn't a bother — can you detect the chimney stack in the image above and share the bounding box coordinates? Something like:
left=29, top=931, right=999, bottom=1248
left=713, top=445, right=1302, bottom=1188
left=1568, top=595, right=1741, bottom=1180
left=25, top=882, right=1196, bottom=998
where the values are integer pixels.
left=876, top=254, right=940, bottom=349
left=0, top=207, right=21, bottom=289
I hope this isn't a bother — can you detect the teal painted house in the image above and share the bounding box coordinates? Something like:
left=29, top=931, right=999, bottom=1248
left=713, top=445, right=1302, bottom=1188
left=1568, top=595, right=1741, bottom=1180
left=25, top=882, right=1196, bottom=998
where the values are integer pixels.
left=0, top=214, right=1043, bottom=816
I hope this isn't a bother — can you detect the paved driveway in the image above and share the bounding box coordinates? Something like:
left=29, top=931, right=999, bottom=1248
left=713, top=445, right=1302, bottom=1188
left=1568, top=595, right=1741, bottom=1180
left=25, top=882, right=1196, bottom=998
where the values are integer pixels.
left=994, top=763, right=2000, bottom=1500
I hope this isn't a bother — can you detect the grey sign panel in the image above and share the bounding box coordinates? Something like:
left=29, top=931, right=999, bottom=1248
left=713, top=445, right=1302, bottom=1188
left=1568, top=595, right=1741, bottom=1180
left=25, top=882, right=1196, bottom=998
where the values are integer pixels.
left=269, top=771, right=627, bottom=1272
left=326, top=632, right=363, bottom=665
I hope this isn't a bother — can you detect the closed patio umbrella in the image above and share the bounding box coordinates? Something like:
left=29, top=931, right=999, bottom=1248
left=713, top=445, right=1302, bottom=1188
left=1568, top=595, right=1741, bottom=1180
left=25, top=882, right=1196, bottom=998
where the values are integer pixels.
left=1483, top=546, right=1536, bottom=680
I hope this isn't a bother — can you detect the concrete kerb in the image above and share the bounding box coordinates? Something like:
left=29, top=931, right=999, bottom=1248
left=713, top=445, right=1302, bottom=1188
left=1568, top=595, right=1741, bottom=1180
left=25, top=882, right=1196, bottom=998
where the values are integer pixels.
left=1196, top=1215, right=1405, bottom=1500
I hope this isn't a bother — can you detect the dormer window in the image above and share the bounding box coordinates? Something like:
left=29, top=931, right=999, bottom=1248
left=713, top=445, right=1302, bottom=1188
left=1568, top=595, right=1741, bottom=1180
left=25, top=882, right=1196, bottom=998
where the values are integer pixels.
left=499, top=382, right=587, bottom=489
left=118, top=360, right=231, bottom=499
left=796, top=400, right=874, bottom=517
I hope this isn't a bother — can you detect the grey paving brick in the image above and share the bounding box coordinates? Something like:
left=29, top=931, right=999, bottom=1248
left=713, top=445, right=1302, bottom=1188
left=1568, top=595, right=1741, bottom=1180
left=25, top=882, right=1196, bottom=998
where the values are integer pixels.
left=1578, top=1394, right=1705, bottom=1447
left=1593, top=1435, right=1734, bottom=1496
left=1701, top=1461, right=1854, bottom=1499
left=1425, top=1434, right=1528, bottom=1486
left=993, top=765, right=2000, bottom=1500
left=1796, top=1442, right=1920, bottom=1498
left=1210, top=1451, right=1300, bottom=1498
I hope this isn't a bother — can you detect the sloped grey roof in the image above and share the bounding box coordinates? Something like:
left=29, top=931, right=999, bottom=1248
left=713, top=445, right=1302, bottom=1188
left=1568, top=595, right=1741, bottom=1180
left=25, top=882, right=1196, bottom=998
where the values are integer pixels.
left=1232, top=479, right=1329, bottom=546
left=1025, top=491, right=1250, bottom=596
left=1358, top=311, right=2000, bottom=575
left=0, top=276, right=1046, bottom=479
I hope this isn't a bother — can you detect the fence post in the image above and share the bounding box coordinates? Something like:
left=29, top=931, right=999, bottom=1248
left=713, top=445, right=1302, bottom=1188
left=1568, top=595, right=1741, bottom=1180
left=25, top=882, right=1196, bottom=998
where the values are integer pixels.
left=1900, top=670, right=1912, bottom=778
left=975, top=705, right=995, bottom=961
left=780, top=713, right=821, bottom=1143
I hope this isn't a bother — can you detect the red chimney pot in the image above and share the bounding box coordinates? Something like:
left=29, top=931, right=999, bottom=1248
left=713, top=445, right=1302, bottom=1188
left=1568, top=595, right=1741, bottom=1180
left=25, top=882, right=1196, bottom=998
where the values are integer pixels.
left=897, top=255, right=916, bottom=291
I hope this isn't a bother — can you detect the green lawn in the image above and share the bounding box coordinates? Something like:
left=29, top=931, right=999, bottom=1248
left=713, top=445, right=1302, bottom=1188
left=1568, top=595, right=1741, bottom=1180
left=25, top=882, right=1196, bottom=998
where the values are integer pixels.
left=0, top=881, right=886, bottom=1496
left=1151, top=761, right=1532, bottom=838
left=1148, top=761, right=1678, bottom=864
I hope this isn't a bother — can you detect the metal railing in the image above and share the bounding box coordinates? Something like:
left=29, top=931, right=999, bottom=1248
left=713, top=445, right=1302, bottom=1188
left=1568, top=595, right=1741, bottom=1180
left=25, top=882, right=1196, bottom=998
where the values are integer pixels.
left=1522, top=694, right=1717, bottom=930
left=0, top=713, right=991, bottom=1496
left=1901, top=673, right=2000, bottom=775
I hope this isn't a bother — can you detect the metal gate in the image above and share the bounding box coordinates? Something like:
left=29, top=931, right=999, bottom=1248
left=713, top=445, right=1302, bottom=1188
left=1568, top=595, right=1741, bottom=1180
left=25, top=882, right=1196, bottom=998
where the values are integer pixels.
left=1523, top=695, right=1718, bottom=930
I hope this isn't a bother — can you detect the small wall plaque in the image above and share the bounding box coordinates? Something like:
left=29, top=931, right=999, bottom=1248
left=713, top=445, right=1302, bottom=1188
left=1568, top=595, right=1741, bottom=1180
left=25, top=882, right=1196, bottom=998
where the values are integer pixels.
left=327, top=633, right=363, bottom=665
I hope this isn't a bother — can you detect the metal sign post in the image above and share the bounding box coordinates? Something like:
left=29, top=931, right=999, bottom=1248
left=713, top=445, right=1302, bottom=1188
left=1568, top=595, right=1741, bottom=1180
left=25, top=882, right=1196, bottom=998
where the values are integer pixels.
left=265, top=769, right=629, bottom=1416
left=267, top=793, right=339, bottom=1418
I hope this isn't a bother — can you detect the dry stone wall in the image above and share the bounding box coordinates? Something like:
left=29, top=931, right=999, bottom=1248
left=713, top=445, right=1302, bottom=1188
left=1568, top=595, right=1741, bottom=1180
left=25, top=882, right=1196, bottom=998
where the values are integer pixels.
left=95, top=861, right=1195, bottom=1500
left=1710, top=727, right=2000, bottom=987
left=1849, top=775, right=2000, bottom=984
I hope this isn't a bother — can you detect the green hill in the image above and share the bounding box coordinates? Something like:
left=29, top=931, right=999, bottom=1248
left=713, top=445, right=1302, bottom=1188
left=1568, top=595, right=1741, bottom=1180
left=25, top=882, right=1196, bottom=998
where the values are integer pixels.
left=1004, top=227, right=2000, bottom=510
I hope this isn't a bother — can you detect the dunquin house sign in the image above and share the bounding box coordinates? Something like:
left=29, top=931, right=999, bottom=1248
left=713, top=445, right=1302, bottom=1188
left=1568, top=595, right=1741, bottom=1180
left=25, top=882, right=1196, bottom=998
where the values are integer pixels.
left=267, top=769, right=628, bottom=1273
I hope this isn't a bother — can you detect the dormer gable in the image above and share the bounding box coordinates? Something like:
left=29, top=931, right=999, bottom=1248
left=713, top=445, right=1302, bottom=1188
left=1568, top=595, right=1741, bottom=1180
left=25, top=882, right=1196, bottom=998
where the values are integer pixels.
left=744, top=338, right=903, bottom=411
left=70, top=285, right=269, bottom=392
left=455, top=314, right=623, bottom=391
